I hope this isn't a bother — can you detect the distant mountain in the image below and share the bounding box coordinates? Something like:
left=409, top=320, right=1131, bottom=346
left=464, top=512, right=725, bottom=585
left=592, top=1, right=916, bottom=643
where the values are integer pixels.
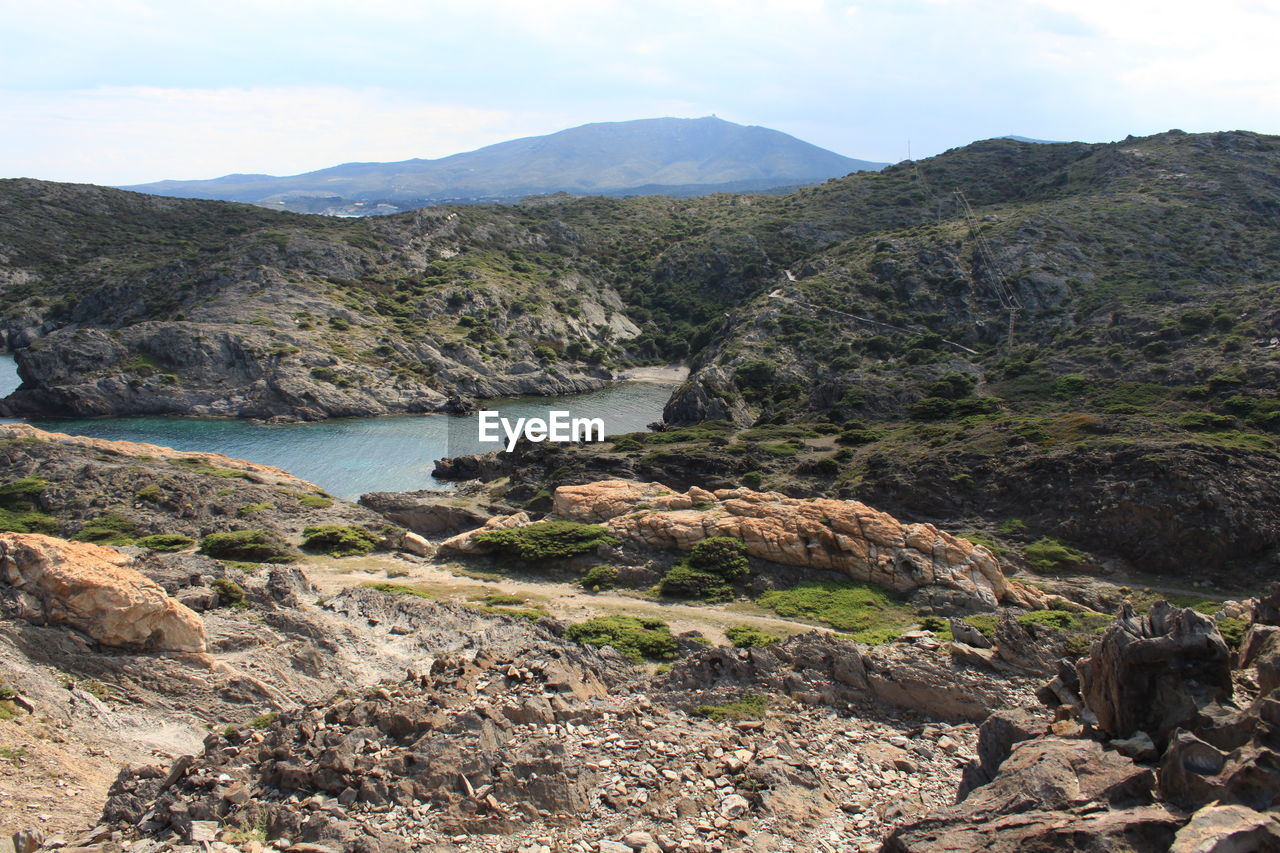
left=121, top=117, right=886, bottom=214
left=998, top=134, right=1064, bottom=144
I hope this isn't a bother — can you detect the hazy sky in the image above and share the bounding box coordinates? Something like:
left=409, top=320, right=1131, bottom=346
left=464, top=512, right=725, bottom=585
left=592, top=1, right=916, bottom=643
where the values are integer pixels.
left=3, top=0, right=1278, bottom=185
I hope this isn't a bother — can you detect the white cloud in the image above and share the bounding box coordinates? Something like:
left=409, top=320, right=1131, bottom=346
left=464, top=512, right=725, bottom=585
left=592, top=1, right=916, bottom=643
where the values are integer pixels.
left=0, top=87, right=579, bottom=184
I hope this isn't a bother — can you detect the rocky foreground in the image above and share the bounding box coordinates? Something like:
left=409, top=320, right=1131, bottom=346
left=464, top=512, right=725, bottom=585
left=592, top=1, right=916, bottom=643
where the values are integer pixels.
left=0, top=517, right=1275, bottom=852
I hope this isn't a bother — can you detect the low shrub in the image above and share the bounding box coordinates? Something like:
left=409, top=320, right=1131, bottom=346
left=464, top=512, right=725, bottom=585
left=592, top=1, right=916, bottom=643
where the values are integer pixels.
left=135, top=534, right=196, bottom=552
left=659, top=565, right=732, bottom=601
left=210, top=578, right=247, bottom=608
left=564, top=615, right=678, bottom=663
left=475, top=521, right=617, bottom=561
left=1217, top=616, right=1247, bottom=650
left=302, top=525, right=380, bottom=557
left=200, top=530, right=297, bottom=563
left=1023, top=537, right=1088, bottom=573
left=580, top=565, right=619, bottom=591
left=686, top=537, right=750, bottom=580
left=74, top=513, right=139, bottom=545
left=249, top=712, right=278, bottom=729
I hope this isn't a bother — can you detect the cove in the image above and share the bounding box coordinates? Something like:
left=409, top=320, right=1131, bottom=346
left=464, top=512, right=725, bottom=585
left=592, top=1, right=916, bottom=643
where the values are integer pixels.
left=0, top=355, right=673, bottom=499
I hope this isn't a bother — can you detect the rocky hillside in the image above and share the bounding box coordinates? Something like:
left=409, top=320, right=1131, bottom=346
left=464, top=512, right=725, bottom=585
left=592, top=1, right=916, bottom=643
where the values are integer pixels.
left=120, top=117, right=885, bottom=213
left=3, top=130, right=1280, bottom=585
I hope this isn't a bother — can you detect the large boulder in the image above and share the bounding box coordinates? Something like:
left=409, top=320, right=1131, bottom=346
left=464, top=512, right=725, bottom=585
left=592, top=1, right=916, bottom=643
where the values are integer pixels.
left=0, top=533, right=207, bottom=653
left=552, top=480, right=1042, bottom=607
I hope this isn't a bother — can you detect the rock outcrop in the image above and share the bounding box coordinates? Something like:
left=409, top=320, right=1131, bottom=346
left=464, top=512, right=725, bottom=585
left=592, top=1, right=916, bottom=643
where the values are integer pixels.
left=0, top=423, right=316, bottom=489
left=1076, top=601, right=1234, bottom=746
left=0, top=533, right=206, bottom=653
left=0, top=424, right=412, bottom=553
left=546, top=480, right=1039, bottom=606
left=663, top=631, right=1037, bottom=723
left=358, top=490, right=511, bottom=537
left=886, top=600, right=1280, bottom=853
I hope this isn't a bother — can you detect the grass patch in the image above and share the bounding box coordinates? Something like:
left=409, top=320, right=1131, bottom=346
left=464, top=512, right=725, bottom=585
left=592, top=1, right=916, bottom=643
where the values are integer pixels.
left=757, top=579, right=914, bottom=642
left=564, top=615, right=678, bottom=663
left=236, top=502, right=275, bottom=517
left=695, top=693, right=770, bottom=722
left=724, top=624, right=781, bottom=648
left=363, top=582, right=434, bottom=598
left=298, top=493, right=334, bottom=508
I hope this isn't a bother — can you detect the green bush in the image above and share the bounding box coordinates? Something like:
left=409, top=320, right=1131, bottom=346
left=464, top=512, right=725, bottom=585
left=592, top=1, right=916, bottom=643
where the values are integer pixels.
left=659, top=537, right=749, bottom=601
left=725, top=625, right=781, bottom=648
left=1052, top=374, right=1093, bottom=398
left=908, top=397, right=956, bottom=420
left=741, top=471, right=764, bottom=489
left=210, top=578, right=247, bottom=608
left=135, top=534, right=196, bottom=552
left=475, top=521, right=617, bottom=560
left=200, top=530, right=296, bottom=563
left=302, top=525, right=380, bottom=557
left=565, top=616, right=678, bottom=663
left=580, top=565, right=618, bottom=591
left=659, top=565, right=732, bottom=601
left=249, top=711, right=278, bottom=729
left=1176, top=411, right=1236, bottom=432
left=237, top=502, right=274, bottom=518
left=298, top=493, right=334, bottom=508
left=74, top=513, right=139, bottom=545
left=0, top=477, right=48, bottom=506
left=610, top=436, right=644, bottom=451
left=1023, top=538, right=1088, bottom=573
left=686, top=537, right=750, bottom=580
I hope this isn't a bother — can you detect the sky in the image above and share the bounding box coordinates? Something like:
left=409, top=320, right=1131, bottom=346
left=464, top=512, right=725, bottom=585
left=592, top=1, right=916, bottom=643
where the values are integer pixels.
left=2, top=0, right=1278, bottom=185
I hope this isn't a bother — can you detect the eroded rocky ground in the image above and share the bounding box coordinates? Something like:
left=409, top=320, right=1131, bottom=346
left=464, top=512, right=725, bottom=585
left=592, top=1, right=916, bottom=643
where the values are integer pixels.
left=0, top=433, right=1274, bottom=853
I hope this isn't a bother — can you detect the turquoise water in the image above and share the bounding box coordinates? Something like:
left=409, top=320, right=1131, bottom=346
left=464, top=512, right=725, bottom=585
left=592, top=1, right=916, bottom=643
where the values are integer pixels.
left=0, top=355, right=671, bottom=498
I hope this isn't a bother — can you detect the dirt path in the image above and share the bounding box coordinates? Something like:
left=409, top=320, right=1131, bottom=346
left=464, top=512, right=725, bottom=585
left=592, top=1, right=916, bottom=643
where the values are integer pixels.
left=302, top=554, right=828, bottom=645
